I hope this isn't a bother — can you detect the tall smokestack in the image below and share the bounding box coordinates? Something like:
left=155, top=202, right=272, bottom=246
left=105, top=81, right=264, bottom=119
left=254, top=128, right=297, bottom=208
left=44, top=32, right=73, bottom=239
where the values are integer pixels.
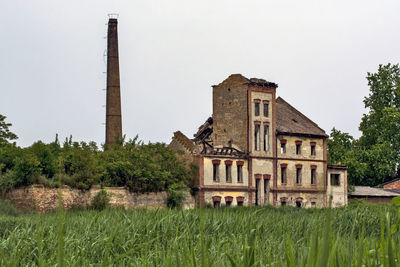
left=105, top=16, right=122, bottom=145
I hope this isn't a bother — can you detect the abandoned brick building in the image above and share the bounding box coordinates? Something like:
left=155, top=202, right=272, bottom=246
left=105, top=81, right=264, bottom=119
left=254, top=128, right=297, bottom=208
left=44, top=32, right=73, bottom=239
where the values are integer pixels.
left=170, top=74, right=348, bottom=208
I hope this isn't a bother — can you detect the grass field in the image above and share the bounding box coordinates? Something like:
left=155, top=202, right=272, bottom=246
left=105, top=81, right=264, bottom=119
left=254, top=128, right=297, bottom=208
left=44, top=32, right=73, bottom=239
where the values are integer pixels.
left=0, top=201, right=399, bottom=266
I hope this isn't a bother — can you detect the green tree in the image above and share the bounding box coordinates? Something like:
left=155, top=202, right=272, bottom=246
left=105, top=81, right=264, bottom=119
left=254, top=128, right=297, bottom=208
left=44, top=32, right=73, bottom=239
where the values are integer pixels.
left=0, top=114, right=18, bottom=145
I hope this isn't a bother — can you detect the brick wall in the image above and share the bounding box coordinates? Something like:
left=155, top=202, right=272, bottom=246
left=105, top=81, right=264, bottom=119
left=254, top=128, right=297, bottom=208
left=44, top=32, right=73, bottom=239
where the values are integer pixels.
left=4, top=185, right=195, bottom=213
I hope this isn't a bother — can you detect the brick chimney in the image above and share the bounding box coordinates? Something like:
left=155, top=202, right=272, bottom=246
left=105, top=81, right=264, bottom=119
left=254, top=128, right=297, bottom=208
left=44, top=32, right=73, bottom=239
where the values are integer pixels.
left=105, top=17, right=122, bottom=145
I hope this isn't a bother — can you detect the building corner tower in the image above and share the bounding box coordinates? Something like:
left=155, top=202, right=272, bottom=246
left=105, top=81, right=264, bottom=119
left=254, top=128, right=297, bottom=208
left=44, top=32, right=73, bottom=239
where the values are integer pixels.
left=105, top=17, right=122, bottom=145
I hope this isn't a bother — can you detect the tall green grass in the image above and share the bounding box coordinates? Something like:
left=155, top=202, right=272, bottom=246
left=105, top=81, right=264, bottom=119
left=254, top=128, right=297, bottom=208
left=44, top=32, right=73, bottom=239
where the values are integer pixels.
left=0, top=203, right=399, bottom=266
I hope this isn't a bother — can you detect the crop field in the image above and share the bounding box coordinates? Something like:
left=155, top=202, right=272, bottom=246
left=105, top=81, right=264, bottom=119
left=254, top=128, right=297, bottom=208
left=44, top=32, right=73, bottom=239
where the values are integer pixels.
left=0, top=202, right=399, bottom=266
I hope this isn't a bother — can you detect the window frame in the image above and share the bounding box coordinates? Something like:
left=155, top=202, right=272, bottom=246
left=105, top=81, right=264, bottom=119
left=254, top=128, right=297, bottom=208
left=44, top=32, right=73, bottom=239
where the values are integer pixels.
left=212, top=161, right=220, bottom=182
left=311, top=168, right=316, bottom=185
left=281, top=166, right=287, bottom=184
left=254, top=102, right=260, bottom=116
left=237, top=165, right=243, bottom=183
left=225, top=164, right=232, bottom=183
left=296, top=168, right=302, bottom=184
left=263, top=124, right=269, bottom=151
left=254, top=123, right=261, bottom=151
left=263, top=102, right=269, bottom=117
left=330, top=173, right=340, bottom=186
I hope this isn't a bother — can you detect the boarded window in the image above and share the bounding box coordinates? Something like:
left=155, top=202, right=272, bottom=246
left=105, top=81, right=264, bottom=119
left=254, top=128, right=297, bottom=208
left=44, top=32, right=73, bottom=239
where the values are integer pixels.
left=311, top=169, right=316, bottom=185
left=255, top=102, right=260, bottom=116
left=254, top=124, right=260, bottom=151
left=263, top=103, right=269, bottom=117
left=331, top=174, right=340, bottom=186
left=237, top=165, right=243, bottom=183
left=226, top=165, right=232, bottom=182
left=296, top=168, right=302, bottom=184
left=263, top=125, right=269, bottom=151
left=281, top=167, right=287, bottom=184
left=213, top=164, right=219, bottom=182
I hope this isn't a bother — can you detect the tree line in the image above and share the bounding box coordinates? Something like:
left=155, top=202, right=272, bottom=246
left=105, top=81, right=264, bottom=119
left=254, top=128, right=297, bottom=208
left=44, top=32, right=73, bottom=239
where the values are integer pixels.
left=0, top=122, right=196, bottom=195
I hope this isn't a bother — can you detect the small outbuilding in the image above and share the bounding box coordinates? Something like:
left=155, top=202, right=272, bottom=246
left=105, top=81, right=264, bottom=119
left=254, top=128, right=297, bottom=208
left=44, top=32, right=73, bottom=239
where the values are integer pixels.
left=349, top=186, right=400, bottom=204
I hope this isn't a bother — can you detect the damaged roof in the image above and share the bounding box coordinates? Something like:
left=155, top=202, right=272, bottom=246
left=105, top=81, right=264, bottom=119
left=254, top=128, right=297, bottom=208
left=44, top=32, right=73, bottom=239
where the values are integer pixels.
left=276, top=97, right=327, bottom=137
left=212, top=74, right=278, bottom=88
left=172, top=131, right=194, bottom=152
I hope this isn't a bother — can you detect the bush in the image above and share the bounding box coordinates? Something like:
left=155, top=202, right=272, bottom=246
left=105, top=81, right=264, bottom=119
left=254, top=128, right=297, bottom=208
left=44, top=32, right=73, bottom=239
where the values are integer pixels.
left=167, top=183, right=185, bottom=209
left=0, top=170, right=16, bottom=196
left=0, top=199, right=20, bottom=216
left=91, top=189, right=110, bottom=211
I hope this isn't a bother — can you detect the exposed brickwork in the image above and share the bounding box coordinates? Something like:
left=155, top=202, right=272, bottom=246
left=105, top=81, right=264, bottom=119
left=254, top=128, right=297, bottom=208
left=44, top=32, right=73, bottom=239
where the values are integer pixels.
left=105, top=18, right=122, bottom=145
left=212, top=74, right=249, bottom=152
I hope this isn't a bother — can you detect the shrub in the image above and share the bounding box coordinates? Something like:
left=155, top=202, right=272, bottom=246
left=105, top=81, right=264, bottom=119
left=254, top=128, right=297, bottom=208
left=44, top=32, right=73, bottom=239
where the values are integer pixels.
left=0, top=170, right=16, bottom=196
left=91, top=189, right=110, bottom=211
left=167, top=183, right=185, bottom=209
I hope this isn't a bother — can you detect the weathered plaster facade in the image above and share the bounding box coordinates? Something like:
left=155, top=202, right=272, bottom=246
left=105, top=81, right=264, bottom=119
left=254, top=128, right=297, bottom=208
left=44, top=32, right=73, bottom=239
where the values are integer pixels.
left=171, top=74, right=348, bottom=208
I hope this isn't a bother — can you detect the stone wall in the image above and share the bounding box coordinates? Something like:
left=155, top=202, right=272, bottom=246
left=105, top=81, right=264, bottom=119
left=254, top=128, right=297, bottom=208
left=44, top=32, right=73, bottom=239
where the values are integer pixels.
left=4, top=185, right=195, bottom=213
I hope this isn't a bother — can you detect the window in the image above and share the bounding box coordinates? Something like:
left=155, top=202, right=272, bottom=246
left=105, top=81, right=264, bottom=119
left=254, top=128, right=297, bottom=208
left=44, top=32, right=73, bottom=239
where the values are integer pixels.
left=254, top=124, right=260, bottom=150
left=263, top=125, right=269, bottom=151
left=311, top=144, right=316, bottom=156
left=281, top=201, right=286, bottom=206
left=255, top=102, right=260, bottom=116
left=331, top=174, right=340, bottom=186
left=237, top=165, right=243, bottom=183
left=296, top=144, right=301, bottom=155
left=296, top=199, right=302, bottom=208
left=311, top=169, right=316, bottom=185
left=281, top=167, right=287, bottom=184
left=213, top=163, right=219, bottom=182
left=281, top=143, right=286, bottom=154
left=263, top=103, right=269, bottom=117
left=296, top=168, right=302, bottom=184
left=226, top=164, right=232, bottom=182
left=213, top=201, right=220, bottom=208
left=237, top=201, right=243, bottom=206
left=225, top=201, right=232, bottom=207
left=311, top=201, right=316, bottom=207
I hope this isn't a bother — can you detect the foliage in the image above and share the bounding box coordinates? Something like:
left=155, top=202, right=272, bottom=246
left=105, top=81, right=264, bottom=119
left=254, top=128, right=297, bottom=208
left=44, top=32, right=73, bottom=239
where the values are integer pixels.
left=91, top=189, right=110, bottom=211
left=0, top=130, right=193, bottom=193
left=167, top=182, right=185, bottom=209
left=0, top=114, right=18, bottom=146
left=328, top=63, right=400, bottom=186
left=0, top=204, right=399, bottom=265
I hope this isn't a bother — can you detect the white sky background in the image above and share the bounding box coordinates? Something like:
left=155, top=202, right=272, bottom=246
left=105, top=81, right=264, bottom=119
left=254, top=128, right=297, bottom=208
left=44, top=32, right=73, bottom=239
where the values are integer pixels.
left=1, top=0, right=400, bottom=147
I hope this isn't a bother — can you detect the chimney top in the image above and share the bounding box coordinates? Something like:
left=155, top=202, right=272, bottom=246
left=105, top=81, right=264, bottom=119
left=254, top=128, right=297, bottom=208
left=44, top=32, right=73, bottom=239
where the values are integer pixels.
left=108, top=13, right=119, bottom=19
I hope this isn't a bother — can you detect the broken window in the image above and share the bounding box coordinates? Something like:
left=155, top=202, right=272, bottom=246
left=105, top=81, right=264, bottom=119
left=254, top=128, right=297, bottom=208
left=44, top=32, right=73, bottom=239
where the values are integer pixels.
left=263, top=103, right=269, bottom=117
left=331, top=173, right=340, bottom=186
left=254, top=124, right=260, bottom=151
left=213, top=163, right=219, bottom=182
left=281, top=143, right=286, bottom=154
left=213, top=201, right=220, bottom=208
left=263, top=125, right=269, bottom=151
left=281, top=167, right=287, bottom=184
left=281, top=201, right=286, bottom=206
left=296, top=144, right=301, bottom=155
left=311, top=201, right=316, bottom=207
left=226, top=164, right=232, bottom=183
left=311, top=169, right=316, bottom=185
left=255, top=102, right=260, bottom=116
left=237, top=165, right=243, bottom=183
left=296, top=168, right=302, bottom=184
left=225, top=201, right=232, bottom=207
left=237, top=201, right=243, bottom=206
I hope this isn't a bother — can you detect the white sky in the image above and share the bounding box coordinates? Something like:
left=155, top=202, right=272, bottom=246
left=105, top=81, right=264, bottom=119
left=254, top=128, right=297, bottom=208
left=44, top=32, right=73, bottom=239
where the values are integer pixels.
left=1, top=0, right=400, bottom=147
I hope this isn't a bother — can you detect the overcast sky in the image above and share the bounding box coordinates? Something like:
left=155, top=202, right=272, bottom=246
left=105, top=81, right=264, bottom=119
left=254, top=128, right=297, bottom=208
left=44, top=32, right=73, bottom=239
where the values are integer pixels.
left=1, top=0, right=400, bottom=147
